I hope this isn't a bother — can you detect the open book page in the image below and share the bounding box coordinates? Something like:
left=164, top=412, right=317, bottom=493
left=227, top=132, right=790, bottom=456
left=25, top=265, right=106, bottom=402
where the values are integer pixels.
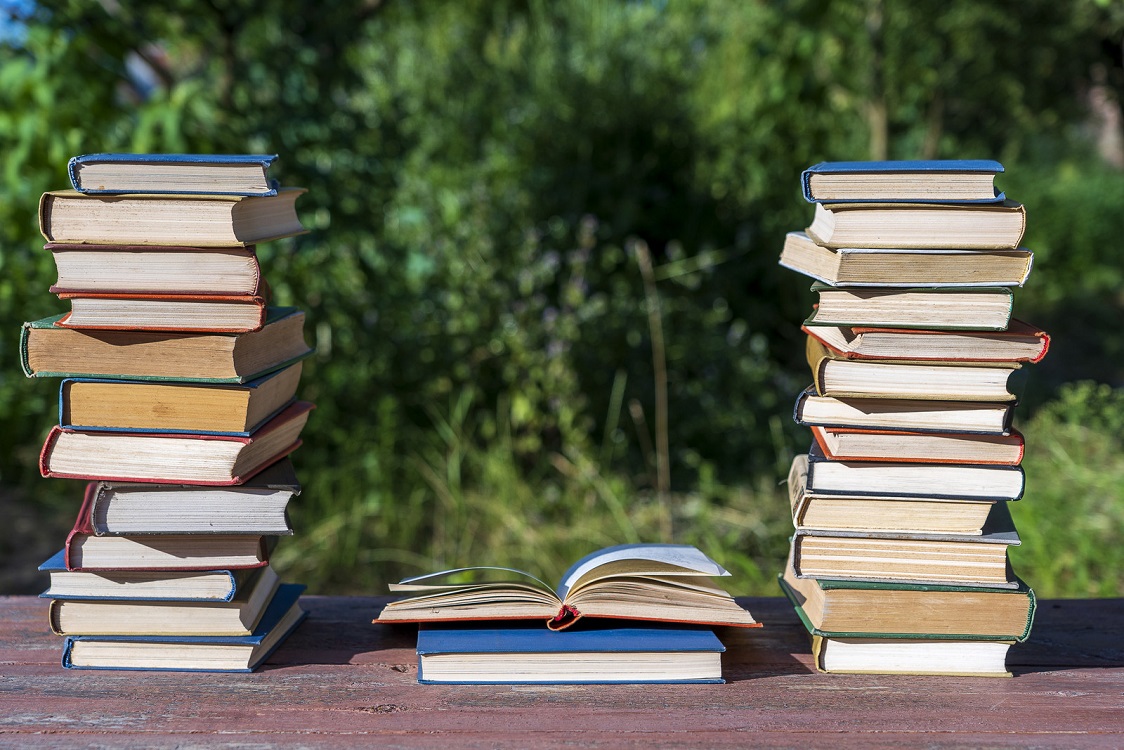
left=391, top=566, right=554, bottom=592
left=557, top=544, right=730, bottom=600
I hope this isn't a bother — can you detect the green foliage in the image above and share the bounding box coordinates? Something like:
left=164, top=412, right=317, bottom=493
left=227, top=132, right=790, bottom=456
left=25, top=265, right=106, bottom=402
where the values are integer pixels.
left=0, top=1, right=1122, bottom=594
left=1010, top=383, right=1124, bottom=597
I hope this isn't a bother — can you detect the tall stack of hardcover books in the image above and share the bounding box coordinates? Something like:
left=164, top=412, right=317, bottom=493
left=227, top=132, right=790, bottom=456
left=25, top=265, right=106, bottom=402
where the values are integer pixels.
left=777, top=160, right=1047, bottom=676
left=24, top=154, right=313, bottom=672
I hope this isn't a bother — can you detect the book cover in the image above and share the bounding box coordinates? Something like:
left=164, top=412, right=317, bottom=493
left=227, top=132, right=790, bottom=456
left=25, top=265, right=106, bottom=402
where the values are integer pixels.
left=415, top=621, right=726, bottom=684
left=801, top=160, right=1005, bottom=203
left=40, top=401, right=313, bottom=486
left=53, top=291, right=268, bottom=333
left=61, top=583, right=306, bottom=672
left=20, top=307, right=311, bottom=383
left=68, top=153, right=279, bottom=196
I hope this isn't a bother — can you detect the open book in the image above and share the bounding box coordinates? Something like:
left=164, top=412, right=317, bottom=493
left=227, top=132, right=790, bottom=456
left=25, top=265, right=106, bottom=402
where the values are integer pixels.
left=376, top=544, right=759, bottom=631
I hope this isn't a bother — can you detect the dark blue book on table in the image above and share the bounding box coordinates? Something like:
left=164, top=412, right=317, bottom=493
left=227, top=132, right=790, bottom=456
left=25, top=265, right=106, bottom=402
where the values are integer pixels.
left=801, top=159, right=1005, bottom=204
left=61, top=583, right=306, bottom=672
left=68, top=153, right=279, bottom=196
left=415, top=621, right=726, bottom=684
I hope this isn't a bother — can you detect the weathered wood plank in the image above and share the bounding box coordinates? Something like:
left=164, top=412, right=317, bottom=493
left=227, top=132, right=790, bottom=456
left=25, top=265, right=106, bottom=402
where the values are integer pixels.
left=1, top=595, right=1122, bottom=747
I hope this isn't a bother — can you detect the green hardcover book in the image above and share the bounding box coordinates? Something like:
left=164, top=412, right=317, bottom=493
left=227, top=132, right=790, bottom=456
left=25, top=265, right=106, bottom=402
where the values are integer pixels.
left=21, top=307, right=311, bottom=383
left=805, top=283, right=1015, bottom=331
left=778, top=552, right=1036, bottom=642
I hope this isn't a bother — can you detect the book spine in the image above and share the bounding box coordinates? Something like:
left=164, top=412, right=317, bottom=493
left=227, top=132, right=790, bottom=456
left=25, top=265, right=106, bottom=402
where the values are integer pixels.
left=38, top=192, right=53, bottom=243
left=19, top=322, right=35, bottom=377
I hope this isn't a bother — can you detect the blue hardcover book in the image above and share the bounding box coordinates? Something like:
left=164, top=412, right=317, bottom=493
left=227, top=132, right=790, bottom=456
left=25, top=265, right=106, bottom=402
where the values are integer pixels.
left=39, top=549, right=266, bottom=602
left=801, top=159, right=1005, bottom=203
left=415, top=621, right=726, bottom=684
left=68, top=153, right=279, bottom=196
left=62, top=583, right=306, bottom=672
left=59, top=364, right=301, bottom=437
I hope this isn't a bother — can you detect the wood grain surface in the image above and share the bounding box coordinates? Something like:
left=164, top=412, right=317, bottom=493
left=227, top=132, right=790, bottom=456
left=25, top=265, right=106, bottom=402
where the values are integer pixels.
left=1, top=595, right=1122, bottom=748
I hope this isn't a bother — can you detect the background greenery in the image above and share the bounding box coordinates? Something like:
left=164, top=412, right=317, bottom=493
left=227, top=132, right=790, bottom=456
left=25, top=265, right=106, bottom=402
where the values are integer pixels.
left=1, top=0, right=1122, bottom=596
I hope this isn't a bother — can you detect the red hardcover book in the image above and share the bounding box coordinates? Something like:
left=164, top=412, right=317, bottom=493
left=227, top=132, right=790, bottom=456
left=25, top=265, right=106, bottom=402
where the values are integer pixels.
left=63, top=484, right=273, bottom=571
left=40, top=401, right=313, bottom=485
left=810, top=425, right=1025, bottom=465
left=54, top=290, right=268, bottom=334
left=803, top=317, right=1050, bottom=363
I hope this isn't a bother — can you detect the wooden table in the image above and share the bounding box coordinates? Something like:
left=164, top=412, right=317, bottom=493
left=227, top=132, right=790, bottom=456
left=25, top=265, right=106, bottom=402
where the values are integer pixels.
left=2, top=595, right=1123, bottom=747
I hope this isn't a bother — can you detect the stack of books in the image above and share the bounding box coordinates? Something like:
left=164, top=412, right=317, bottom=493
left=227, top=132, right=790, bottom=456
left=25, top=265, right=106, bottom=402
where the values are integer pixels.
left=376, top=544, right=760, bottom=684
left=777, top=160, right=1046, bottom=676
left=25, top=154, right=313, bottom=672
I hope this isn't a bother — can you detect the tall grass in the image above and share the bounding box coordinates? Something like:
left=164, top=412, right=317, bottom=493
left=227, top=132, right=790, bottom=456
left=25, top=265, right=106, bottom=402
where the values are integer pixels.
left=274, top=381, right=1124, bottom=598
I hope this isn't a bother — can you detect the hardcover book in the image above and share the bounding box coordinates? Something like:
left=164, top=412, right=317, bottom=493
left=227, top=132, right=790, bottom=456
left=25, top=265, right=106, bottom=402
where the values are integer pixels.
left=801, top=160, right=1005, bottom=204
left=778, top=553, right=1035, bottom=640
left=805, top=284, right=1014, bottom=331
left=85, top=459, right=299, bottom=536
left=805, top=200, right=1027, bottom=250
left=809, top=634, right=1014, bottom=676
left=793, top=386, right=1015, bottom=435
left=21, top=307, right=311, bottom=382
left=803, top=441, right=1025, bottom=500
left=791, top=499, right=1021, bottom=588
left=803, top=318, right=1050, bottom=363
left=60, top=364, right=301, bottom=436
left=377, top=543, right=759, bottom=631
left=788, top=454, right=999, bottom=535
left=40, top=401, right=313, bottom=485
left=61, top=583, right=306, bottom=672
left=809, top=425, right=1024, bottom=465
left=39, top=549, right=260, bottom=602
left=68, top=153, right=279, bottom=196
left=55, top=291, right=268, bottom=333
left=49, top=565, right=280, bottom=636
left=806, top=335, right=1024, bottom=402
left=777, top=231, right=1033, bottom=287
left=49, top=244, right=262, bottom=295
left=415, top=621, right=726, bottom=684
left=39, top=188, right=306, bottom=247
